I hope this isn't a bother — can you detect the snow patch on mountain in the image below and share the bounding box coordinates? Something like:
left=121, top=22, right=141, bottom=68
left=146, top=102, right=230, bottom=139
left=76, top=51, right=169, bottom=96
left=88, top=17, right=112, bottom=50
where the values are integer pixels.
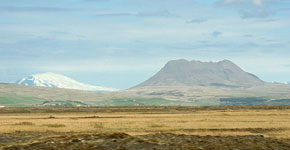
left=16, top=72, right=117, bottom=92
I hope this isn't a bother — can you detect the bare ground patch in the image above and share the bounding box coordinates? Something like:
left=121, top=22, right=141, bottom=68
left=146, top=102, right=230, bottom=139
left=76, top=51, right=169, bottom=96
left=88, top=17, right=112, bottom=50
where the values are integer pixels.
left=1, top=132, right=290, bottom=150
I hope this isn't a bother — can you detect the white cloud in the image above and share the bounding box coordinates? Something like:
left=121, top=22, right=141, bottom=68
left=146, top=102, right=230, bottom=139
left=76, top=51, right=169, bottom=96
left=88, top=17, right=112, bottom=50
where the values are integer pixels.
left=186, top=18, right=208, bottom=23
left=253, top=0, right=263, bottom=6
left=218, top=0, right=265, bottom=7
left=216, top=0, right=283, bottom=19
left=240, top=9, right=276, bottom=19
left=0, top=6, right=72, bottom=12
left=211, top=31, right=222, bottom=37
left=95, top=10, right=177, bottom=18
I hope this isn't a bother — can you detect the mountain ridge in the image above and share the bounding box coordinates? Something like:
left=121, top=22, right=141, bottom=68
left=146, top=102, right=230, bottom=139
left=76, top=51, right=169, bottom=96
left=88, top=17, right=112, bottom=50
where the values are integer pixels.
left=135, top=59, right=264, bottom=88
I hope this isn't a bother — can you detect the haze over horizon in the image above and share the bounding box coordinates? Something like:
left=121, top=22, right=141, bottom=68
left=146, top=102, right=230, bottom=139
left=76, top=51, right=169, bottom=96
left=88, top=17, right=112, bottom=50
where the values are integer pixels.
left=1, top=0, right=290, bottom=89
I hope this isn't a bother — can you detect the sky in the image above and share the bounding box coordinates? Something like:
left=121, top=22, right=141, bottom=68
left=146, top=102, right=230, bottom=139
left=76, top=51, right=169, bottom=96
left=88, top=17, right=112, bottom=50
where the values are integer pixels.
left=0, top=0, right=290, bottom=89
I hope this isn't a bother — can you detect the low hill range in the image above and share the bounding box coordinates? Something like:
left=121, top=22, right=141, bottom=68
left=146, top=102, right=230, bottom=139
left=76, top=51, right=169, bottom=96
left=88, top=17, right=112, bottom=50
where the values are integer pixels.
left=1, top=59, right=290, bottom=107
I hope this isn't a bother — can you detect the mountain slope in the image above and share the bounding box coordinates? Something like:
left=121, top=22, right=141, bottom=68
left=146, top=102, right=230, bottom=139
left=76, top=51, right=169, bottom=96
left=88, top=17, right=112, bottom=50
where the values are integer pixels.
left=16, top=72, right=117, bottom=92
left=0, top=83, right=195, bottom=107
left=135, top=59, right=264, bottom=88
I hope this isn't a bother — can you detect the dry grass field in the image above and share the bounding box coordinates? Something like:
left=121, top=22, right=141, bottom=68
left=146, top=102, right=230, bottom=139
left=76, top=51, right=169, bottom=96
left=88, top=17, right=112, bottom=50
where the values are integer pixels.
left=1, top=106, right=290, bottom=149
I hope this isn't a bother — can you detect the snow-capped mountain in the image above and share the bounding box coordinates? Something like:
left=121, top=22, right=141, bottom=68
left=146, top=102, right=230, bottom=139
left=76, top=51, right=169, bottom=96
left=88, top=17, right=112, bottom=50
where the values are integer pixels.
left=16, top=72, right=117, bottom=92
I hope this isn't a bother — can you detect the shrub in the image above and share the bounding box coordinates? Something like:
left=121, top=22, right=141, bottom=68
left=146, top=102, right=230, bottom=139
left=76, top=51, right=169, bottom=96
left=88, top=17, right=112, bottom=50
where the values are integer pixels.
left=14, top=122, right=35, bottom=126
left=94, top=123, right=104, bottom=128
left=43, top=124, right=66, bottom=128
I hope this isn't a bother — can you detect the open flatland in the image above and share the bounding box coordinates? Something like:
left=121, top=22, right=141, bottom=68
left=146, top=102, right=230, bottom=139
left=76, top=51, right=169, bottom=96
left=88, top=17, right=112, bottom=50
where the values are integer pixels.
left=1, top=106, right=290, bottom=149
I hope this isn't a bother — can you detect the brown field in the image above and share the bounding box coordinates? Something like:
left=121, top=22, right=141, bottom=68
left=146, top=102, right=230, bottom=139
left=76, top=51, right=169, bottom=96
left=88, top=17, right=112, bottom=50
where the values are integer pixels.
left=1, top=106, right=290, bottom=150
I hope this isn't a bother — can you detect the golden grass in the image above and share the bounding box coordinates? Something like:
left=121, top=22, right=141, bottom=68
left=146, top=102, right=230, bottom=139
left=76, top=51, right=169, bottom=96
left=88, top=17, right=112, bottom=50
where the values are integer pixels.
left=1, top=107, right=290, bottom=139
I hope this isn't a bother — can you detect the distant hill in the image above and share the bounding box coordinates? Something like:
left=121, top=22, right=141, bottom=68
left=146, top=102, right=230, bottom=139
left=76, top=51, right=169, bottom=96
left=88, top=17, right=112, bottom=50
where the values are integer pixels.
left=0, top=83, right=196, bottom=107
left=1, top=60, right=290, bottom=107
left=16, top=72, right=117, bottom=92
left=135, top=59, right=264, bottom=88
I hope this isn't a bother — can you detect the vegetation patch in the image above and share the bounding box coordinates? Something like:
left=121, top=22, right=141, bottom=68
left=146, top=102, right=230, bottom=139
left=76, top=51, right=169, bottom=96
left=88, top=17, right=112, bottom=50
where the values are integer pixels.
left=103, top=97, right=196, bottom=106
left=14, top=122, right=35, bottom=126
left=93, top=122, right=104, bottom=129
left=0, top=93, right=46, bottom=107
left=43, top=124, right=66, bottom=128
left=149, top=123, right=167, bottom=128
left=220, top=97, right=290, bottom=105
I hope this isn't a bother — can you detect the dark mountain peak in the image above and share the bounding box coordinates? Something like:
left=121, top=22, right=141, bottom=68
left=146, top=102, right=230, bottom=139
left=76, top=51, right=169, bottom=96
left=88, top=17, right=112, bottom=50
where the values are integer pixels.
left=135, top=59, right=264, bottom=88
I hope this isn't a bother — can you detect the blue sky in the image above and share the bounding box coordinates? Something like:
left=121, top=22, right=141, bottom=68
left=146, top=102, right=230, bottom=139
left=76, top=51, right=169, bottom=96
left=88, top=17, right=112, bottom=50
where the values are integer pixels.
left=0, top=0, right=290, bottom=89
